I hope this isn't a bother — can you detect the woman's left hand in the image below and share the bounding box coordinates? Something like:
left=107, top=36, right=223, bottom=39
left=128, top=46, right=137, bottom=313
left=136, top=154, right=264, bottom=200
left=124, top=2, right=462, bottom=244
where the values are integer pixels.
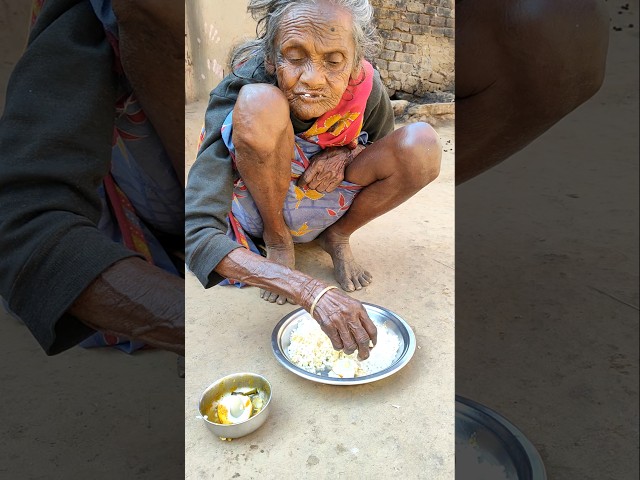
left=297, top=146, right=363, bottom=193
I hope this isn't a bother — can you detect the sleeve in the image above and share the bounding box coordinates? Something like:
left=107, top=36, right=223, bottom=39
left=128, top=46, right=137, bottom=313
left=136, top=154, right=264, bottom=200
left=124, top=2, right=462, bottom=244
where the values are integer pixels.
left=184, top=85, right=244, bottom=289
left=362, top=69, right=395, bottom=142
left=0, top=0, right=140, bottom=355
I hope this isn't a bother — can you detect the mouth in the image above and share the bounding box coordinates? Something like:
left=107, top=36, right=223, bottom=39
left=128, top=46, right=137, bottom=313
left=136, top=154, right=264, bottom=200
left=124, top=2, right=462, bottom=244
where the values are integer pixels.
left=298, top=92, right=324, bottom=102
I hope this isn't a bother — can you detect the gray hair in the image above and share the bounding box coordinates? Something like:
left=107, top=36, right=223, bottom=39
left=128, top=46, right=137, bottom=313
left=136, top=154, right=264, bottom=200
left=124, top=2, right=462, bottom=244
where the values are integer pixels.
left=231, top=0, right=380, bottom=74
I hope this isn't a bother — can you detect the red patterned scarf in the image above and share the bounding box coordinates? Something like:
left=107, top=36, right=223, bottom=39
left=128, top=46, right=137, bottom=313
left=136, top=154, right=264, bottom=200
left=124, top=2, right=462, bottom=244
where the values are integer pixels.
left=300, top=60, right=374, bottom=149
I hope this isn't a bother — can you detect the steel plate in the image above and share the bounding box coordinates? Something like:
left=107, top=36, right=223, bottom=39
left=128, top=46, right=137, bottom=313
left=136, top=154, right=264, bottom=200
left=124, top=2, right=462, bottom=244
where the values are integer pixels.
left=456, top=395, right=547, bottom=479
left=271, top=303, right=416, bottom=385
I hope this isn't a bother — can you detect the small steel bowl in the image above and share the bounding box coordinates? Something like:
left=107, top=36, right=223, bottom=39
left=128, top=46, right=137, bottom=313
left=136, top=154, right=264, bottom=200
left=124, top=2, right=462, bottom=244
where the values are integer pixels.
left=198, top=372, right=272, bottom=439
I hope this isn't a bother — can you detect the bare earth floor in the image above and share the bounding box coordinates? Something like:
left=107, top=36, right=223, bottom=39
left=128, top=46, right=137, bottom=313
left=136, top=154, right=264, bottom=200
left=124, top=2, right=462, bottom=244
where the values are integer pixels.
left=455, top=2, right=639, bottom=479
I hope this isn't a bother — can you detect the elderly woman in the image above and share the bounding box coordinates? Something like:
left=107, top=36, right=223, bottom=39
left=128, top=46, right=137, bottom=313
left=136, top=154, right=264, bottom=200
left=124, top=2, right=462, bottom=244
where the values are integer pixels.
left=185, top=0, right=442, bottom=359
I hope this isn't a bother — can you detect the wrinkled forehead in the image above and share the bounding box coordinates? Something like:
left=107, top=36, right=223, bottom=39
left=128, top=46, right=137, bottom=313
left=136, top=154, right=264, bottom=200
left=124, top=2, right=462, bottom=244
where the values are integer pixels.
left=276, top=1, right=355, bottom=52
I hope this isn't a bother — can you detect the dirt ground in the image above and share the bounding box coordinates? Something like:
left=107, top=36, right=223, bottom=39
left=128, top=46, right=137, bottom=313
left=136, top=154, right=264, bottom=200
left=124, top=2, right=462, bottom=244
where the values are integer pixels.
left=455, top=2, right=639, bottom=479
left=184, top=103, right=455, bottom=479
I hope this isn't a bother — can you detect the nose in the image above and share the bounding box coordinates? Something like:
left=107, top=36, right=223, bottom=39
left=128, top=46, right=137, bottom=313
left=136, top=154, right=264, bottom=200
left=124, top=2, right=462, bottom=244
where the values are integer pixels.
left=300, top=62, right=325, bottom=89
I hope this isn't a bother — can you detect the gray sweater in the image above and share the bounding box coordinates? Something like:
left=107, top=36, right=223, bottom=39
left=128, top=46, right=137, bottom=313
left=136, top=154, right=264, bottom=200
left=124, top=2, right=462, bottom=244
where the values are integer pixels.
left=0, top=0, right=140, bottom=354
left=0, top=0, right=185, bottom=354
left=185, top=59, right=395, bottom=288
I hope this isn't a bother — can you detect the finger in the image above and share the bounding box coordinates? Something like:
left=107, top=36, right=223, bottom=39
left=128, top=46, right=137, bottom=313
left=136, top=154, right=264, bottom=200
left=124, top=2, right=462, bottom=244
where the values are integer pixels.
left=307, top=174, right=323, bottom=191
left=324, top=178, right=342, bottom=193
left=296, top=171, right=308, bottom=187
left=359, top=312, right=377, bottom=347
left=319, top=320, right=343, bottom=351
left=337, top=325, right=358, bottom=355
left=297, top=165, right=317, bottom=188
left=276, top=295, right=287, bottom=305
left=323, top=172, right=342, bottom=190
left=351, top=325, right=372, bottom=360
left=315, top=178, right=332, bottom=193
left=310, top=170, right=333, bottom=190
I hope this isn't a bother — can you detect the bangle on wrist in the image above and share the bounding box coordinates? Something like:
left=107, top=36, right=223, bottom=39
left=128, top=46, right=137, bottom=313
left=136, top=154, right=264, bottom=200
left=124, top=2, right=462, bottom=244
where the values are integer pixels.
left=309, top=285, right=338, bottom=318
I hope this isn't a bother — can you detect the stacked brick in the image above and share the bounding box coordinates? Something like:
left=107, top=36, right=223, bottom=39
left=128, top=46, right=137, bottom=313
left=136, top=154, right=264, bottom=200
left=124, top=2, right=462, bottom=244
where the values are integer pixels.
left=370, top=0, right=454, bottom=98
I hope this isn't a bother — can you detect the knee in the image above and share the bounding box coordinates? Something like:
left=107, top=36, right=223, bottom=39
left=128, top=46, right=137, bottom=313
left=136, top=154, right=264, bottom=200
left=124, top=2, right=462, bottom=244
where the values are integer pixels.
left=395, top=122, right=442, bottom=189
left=506, top=0, right=609, bottom=110
left=233, top=84, right=291, bottom=152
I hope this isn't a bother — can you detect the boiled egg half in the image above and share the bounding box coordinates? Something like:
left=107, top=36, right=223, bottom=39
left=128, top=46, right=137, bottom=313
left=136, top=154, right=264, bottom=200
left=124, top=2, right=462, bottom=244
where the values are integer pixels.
left=329, top=358, right=358, bottom=378
left=217, top=394, right=252, bottom=424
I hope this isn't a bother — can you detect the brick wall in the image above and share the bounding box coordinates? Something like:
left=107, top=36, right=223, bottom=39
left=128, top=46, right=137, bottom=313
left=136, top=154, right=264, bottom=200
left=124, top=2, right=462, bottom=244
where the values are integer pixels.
left=370, top=0, right=454, bottom=98
left=186, top=0, right=455, bottom=103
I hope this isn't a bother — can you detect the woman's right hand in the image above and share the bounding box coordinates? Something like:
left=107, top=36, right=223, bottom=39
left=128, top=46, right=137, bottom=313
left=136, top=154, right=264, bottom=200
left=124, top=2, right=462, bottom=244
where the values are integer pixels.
left=308, top=286, right=377, bottom=360
left=215, top=249, right=377, bottom=358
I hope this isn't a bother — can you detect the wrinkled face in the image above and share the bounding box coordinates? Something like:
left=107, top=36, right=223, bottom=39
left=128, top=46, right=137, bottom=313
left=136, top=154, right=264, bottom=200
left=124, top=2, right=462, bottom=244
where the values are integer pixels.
left=272, top=2, right=356, bottom=121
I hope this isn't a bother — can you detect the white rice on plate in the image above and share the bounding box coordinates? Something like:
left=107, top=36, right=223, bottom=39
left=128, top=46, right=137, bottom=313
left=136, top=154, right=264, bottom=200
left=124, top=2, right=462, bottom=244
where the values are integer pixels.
left=286, top=316, right=400, bottom=377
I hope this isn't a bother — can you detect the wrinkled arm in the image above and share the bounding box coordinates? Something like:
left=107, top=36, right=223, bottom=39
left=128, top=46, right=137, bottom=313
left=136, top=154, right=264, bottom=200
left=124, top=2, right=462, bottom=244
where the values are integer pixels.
left=69, top=258, right=184, bottom=355
left=216, top=249, right=377, bottom=359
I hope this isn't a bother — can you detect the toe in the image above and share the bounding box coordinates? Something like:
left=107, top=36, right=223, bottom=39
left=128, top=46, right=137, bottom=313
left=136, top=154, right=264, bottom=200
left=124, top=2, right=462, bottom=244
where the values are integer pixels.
left=341, top=279, right=355, bottom=292
left=359, top=274, right=371, bottom=287
left=268, top=292, right=279, bottom=303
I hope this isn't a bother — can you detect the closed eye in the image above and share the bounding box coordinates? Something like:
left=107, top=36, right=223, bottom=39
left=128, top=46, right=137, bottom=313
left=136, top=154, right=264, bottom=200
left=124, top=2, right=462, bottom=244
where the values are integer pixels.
left=325, top=53, right=345, bottom=69
left=325, top=60, right=344, bottom=70
left=286, top=56, right=305, bottom=64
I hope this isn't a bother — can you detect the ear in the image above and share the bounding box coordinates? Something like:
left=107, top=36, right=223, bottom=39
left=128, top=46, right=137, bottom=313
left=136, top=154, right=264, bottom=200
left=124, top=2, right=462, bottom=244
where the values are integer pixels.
left=265, top=57, right=276, bottom=75
left=350, top=60, right=364, bottom=82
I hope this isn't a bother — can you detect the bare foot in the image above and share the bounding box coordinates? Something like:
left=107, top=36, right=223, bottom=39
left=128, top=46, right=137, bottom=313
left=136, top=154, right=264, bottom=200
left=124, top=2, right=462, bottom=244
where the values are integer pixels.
left=317, top=230, right=373, bottom=292
left=260, top=240, right=296, bottom=305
